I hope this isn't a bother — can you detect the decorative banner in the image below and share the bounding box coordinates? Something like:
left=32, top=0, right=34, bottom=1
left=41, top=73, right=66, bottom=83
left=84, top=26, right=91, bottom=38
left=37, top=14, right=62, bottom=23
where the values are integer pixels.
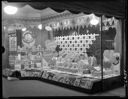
left=75, top=16, right=86, bottom=26
left=51, top=22, right=60, bottom=30
left=102, top=16, right=116, bottom=31
left=22, top=31, right=35, bottom=48
left=23, top=31, right=34, bottom=43
left=46, top=13, right=101, bottom=32
left=61, top=19, right=71, bottom=28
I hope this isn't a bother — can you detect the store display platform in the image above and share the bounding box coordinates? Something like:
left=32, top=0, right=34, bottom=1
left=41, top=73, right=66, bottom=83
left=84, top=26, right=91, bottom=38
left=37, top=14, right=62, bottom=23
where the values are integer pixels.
left=2, top=69, right=123, bottom=94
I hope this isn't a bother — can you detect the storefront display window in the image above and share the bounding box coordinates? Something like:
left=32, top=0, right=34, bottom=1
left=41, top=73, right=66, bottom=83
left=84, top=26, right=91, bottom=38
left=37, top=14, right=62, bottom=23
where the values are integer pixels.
left=42, top=14, right=102, bottom=80
left=2, top=4, right=124, bottom=92
left=6, top=13, right=122, bottom=79
left=102, top=16, right=121, bottom=78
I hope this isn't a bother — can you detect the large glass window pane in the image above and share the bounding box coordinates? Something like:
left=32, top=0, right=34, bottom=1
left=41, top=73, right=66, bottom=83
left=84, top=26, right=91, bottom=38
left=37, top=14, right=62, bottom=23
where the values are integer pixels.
left=102, top=16, right=121, bottom=79
left=43, top=14, right=102, bottom=80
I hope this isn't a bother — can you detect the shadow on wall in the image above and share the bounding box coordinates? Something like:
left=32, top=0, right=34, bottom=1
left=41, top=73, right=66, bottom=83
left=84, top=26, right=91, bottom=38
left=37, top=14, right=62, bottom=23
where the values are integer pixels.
left=2, top=46, right=7, bottom=69
left=2, top=46, right=5, bottom=54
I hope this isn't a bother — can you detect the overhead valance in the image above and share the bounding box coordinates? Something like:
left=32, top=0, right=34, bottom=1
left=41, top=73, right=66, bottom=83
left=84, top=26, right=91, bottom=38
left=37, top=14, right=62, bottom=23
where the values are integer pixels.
left=3, top=0, right=126, bottom=19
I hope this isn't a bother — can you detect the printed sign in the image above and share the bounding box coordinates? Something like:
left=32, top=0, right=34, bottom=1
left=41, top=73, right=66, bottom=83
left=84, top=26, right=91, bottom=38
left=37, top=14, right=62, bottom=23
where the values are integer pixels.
left=45, top=40, right=57, bottom=51
left=9, top=33, right=17, bottom=51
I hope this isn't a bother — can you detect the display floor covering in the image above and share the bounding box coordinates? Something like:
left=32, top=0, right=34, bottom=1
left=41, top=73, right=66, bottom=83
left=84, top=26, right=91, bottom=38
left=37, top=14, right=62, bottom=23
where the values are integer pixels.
left=2, top=77, right=125, bottom=97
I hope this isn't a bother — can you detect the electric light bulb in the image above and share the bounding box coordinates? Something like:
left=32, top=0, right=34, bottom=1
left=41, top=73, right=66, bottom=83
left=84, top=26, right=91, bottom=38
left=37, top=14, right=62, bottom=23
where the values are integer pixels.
left=45, top=26, right=52, bottom=31
left=90, top=14, right=99, bottom=25
left=38, top=24, right=42, bottom=30
left=4, top=5, right=18, bottom=15
left=22, top=28, right=26, bottom=31
left=3, top=26, right=6, bottom=30
left=90, top=19, right=99, bottom=25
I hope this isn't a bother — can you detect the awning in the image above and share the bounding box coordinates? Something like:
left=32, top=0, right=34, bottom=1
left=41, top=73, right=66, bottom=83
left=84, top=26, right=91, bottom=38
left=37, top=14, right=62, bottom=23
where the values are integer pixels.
left=3, top=0, right=126, bottom=19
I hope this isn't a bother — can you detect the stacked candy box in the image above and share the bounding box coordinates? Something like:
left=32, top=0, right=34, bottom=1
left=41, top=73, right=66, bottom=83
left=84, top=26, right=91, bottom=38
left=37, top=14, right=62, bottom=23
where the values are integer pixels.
left=54, top=55, right=79, bottom=73
left=48, top=58, right=56, bottom=67
left=2, top=68, right=14, bottom=77
left=42, top=48, right=100, bottom=76
left=21, top=69, right=42, bottom=77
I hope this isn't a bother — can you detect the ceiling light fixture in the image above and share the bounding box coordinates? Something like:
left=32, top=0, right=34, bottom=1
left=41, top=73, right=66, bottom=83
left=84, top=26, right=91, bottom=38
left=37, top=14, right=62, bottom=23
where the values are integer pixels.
left=3, top=26, right=6, bottom=30
left=4, top=5, right=18, bottom=15
left=38, top=24, right=42, bottom=30
left=22, top=28, right=27, bottom=32
left=45, top=26, right=52, bottom=31
left=90, top=14, right=99, bottom=25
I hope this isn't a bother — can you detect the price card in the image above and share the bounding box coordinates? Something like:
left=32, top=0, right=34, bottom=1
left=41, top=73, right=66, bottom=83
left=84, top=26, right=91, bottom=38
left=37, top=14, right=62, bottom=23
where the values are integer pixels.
left=42, top=58, right=48, bottom=68
left=36, top=62, right=42, bottom=68
left=15, top=64, right=21, bottom=70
